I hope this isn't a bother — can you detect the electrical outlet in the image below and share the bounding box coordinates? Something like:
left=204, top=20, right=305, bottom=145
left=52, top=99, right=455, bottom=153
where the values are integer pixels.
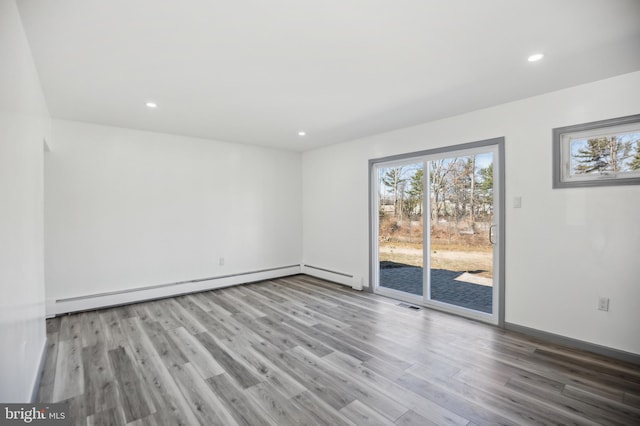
left=597, top=297, right=609, bottom=311
left=219, top=257, right=225, bottom=266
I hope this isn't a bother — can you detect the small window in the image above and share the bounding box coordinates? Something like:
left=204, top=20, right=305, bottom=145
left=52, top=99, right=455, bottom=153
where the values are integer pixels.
left=553, top=114, right=640, bottom=188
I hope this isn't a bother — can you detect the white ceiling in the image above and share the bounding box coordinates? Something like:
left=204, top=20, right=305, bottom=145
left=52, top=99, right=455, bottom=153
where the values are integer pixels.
left=17, top=0, right=640, bottom=151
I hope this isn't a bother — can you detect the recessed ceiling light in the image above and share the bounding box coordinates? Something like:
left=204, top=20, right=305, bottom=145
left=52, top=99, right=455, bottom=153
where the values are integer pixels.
left=298, top=131, right=306, bottom=137
left=145, top=101, right=158, bottom=108
left=527, top=53, right=544, bottom=62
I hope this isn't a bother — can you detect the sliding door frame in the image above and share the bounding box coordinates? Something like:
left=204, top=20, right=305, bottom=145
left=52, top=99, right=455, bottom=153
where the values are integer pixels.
left=368, top=137, right=506, bottom=327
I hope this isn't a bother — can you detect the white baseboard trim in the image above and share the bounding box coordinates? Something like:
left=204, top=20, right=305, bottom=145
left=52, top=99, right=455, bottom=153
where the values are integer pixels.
left=30, top=337, right=47, bottom=403
left=47, top=265, right=301, bottom=316
left=301, top=264, right=363, bottom=290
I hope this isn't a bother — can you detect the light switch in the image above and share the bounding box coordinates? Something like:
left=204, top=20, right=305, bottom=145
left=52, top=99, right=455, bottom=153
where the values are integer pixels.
left=513, top=196, right=522, bottom=208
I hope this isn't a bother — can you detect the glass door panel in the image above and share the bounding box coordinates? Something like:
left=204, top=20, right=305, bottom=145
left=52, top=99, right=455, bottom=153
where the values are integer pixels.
left=377, top=162, right=424, bottom=297
left=427, top=151, right=495, bottom=314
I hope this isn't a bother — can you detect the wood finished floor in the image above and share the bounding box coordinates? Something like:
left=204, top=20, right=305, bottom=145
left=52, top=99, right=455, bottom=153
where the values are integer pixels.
left=38, top=275, right=640, bottom=426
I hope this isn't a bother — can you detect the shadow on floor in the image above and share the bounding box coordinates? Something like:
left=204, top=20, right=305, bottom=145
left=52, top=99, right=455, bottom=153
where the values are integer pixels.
left=379, top=261, right=492, bottom=314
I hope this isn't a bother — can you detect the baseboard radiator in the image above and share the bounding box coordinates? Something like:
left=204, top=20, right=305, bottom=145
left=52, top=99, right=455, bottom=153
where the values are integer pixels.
left=47, top=264, right=301, bottom=317
left=301, top=264, right=363, bottom=290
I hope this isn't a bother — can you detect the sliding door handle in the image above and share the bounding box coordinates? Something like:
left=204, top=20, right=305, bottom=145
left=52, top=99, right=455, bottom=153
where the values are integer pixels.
left=489, top=224, right=496, bottom=245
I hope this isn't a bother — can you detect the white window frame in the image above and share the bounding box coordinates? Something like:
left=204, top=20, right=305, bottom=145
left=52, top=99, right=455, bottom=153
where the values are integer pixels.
left=553, top=114, right=640, bottom=188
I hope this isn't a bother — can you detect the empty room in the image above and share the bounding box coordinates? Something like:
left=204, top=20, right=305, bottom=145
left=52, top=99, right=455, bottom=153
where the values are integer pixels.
left=2, top=0, right=640, bottom=425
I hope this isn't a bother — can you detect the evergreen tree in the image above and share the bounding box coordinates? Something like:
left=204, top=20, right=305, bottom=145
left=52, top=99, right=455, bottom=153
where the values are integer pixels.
left=382, top=167, right=406, bottom=219
left=406, top=168, right=423, bottom=217
left=574, top=136, right=632, bottom=174
left=631, top=141, right=640, bottom=170
left=574, top=138, right=611, bottom=173
left=477, top=163, right=493, bottom=210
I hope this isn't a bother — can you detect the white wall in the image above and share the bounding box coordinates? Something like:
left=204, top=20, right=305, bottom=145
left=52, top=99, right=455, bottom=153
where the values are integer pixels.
left=45, top=120, right=302, bottom=308
left=302, top=71, right=640, bottom=355
left=0, top=0, right=50, bottom=402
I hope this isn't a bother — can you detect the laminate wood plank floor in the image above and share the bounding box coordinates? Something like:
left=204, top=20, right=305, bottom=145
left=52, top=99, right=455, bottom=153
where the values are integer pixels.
left=38, top=275, right=640, bottom=425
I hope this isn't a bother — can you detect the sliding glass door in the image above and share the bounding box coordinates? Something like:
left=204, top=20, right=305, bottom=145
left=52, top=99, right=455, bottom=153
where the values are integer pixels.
left=371, top=140, right=503, bottom=325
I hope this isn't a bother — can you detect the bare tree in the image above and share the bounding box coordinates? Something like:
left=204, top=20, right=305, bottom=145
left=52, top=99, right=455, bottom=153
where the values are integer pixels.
left=429, top=159, right=457, bottom=223
left=381, top=167, right=406, bottom=219
left=469, top=156, right=475, bottom=223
